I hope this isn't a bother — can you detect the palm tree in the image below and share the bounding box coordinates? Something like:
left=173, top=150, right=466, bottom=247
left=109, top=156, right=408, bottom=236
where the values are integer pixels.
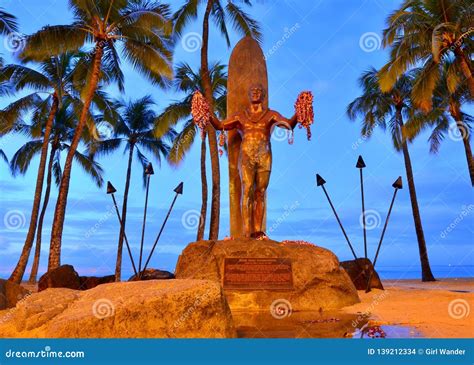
left=2, top=53, right=115, bottom=283
left=404, top=64, right=474, bottom=185
left=10, top=103, right=104, bottom=283
left=18, top=1, right=174, bottom=271
left=379, top=0, right=473, bottom=108
left=173, top=0, right=261, bottom=239
left=89, top=96, right=173, bottom=281
left=347, top=67, right=436, bottom=282
left=2, top=58, right=63, bottom=283
left=157, top=62, right=227, bottom=240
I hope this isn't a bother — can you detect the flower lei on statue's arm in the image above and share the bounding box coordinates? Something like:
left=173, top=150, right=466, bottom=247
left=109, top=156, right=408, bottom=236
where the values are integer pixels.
left=191, top=91, right=210, bottom=139
left=218, top=131, right=226, bottom=157
left=294, top=91, right=314, bottom=141
left=192, top=90, right=227, bottom=157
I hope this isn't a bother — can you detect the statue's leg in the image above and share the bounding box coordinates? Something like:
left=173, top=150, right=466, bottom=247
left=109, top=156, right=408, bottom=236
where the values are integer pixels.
left=240, top=158, right=256, bottom=238
left=254, top=170, right=270, bottom=234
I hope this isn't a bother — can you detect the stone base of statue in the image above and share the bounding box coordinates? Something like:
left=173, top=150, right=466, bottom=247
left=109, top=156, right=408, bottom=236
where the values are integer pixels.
left=175, top=239, right=360, bottom=312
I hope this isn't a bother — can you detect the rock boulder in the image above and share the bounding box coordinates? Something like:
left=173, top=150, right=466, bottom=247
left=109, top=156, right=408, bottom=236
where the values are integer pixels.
left=79, top=275, right=116, bottom=290
left=340, top=258, right=384, bottom=290
left=38, top=265, right=81, bottom=292
left=0, top=279, right=31, bottom=310
left=0, top=280, right=235, bottom=338
left=175, top=239, right=360, bottom=312
left=128, top=269, right=175, bottom=281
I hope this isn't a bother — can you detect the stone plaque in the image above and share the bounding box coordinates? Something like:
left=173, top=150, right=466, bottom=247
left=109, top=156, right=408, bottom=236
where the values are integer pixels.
left=223, top=258, right=293, bottom=290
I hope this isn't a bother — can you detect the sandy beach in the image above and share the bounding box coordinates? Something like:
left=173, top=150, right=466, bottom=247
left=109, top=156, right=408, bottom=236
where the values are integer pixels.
left=343, top=278, right=474, bottom=338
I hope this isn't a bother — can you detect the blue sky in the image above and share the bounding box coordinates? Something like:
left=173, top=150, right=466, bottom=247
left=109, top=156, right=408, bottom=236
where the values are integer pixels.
left=0, top=0, right=473, bottom=280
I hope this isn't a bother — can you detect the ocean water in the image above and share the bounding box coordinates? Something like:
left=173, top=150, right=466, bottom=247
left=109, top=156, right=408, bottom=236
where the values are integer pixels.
left=376, top=265, right=473, bottom=280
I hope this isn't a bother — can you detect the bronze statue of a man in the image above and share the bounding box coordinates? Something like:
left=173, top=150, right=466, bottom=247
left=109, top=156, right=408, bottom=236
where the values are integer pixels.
left=210, top=85, right=298, bottom=238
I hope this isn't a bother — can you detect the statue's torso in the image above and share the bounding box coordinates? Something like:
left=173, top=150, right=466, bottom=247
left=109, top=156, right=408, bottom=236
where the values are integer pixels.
left=238, top=109, right=274, bottom=143
left=237, top=109, right=275, bottom=171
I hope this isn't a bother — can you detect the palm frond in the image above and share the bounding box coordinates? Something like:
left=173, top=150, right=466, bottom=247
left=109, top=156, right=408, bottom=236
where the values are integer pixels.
left=1, top=93, right=43, bottom=133
left=225, top=2, right=262, bottom=43
left=88, top=137, right=123, bottom=157
left=121, top=37, right=173, bottom=87
left=212, top=1, right=230, bottom=47
left=137, top=136, right=170, bottom=167
left=0, top=148, right=8, bottom=163
left=0, top=8, right=18, bottom=34
left=52, top=148, right=62, bottom=186
left=72, top=148, right=104, bottom=187
left=119, top=2, right=172, bottom=35
left=168, top=119, right=196, bottom=166
left=0, top=64, right=51, bottom=92
left=9, top=139, right=43, bottom=176
left=155, top=100, right=191, bottom=137
left=172, top=0, right=201, bottom=36
left=20, top=24, right=90, bottom=61
left=135, top=146, right=150, bottom=188
left=428, top=121, right=449, bottom=153
left=411, top=60, right=441, bottom=112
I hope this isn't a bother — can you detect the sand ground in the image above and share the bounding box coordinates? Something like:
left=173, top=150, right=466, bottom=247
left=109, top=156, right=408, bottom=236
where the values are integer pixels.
left=342, top=278, right=474, bottom=338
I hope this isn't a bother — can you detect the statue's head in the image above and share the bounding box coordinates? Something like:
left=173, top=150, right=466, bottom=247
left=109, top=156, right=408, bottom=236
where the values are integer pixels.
left=249, top=84, right=266, bottom=104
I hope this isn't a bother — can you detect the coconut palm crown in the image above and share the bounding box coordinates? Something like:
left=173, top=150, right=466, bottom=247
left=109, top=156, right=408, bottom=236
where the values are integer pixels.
left=379, top=0, right=473, bottom=111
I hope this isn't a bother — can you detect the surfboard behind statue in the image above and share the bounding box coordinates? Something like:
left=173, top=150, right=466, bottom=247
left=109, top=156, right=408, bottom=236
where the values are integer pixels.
left=227, top=36, right=268, bottom=237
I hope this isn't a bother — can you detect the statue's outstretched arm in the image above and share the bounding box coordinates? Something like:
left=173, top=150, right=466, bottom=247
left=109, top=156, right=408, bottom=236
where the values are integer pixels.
left=210, top=113, right=241, bottom=131
left=272, top=112, right=298, bottom=129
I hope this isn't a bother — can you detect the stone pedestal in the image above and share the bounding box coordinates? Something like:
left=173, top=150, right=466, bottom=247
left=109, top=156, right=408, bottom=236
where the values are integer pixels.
left=175, top=239, right=360, bottom=312
left=0, top=280, right=235, bottom=338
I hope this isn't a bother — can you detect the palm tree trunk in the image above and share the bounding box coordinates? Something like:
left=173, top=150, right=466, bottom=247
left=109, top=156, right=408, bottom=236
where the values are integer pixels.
left=449, top=102, right=474, bottom=186
left=454, top=47, right=474, bottom=99
left=115, top=143, right=134, bottom=281
left=28, top=144, right=57, bottom=284
left=8, top=94, right=58, bottom=284
left=201, top=0, right=221, bottom=240
left=197, top=134, right=208, bottom=240
left=398, top=109, right=436, bottom=282
left=48, top=43, right=105, bottom=271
